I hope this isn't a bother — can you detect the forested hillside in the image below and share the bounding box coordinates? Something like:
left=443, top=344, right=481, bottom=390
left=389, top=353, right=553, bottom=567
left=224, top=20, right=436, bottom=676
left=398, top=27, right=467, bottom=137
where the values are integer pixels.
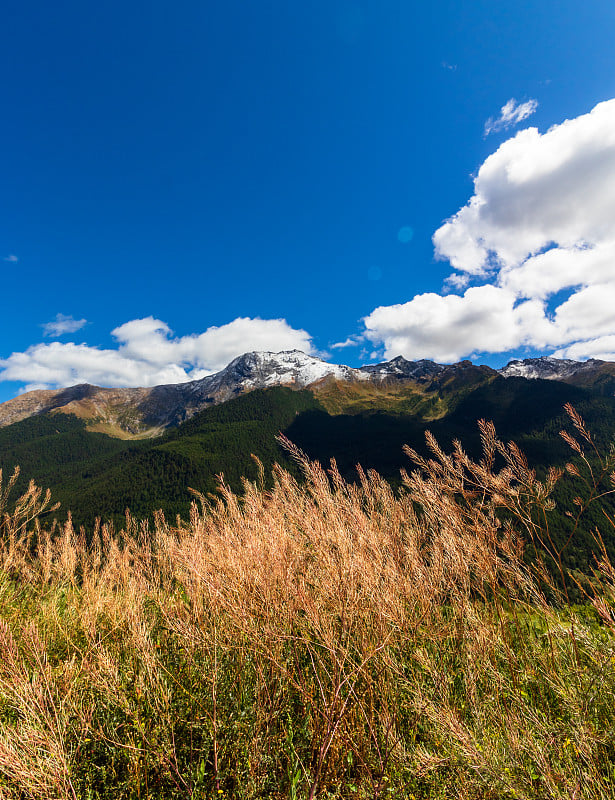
left=1, top=376, right=615, bottom=578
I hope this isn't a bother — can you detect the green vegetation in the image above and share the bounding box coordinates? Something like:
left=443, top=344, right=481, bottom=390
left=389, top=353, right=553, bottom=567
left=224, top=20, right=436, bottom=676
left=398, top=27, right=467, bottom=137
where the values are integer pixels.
left=0, top=413, right=129, bottom=507
left=1, top=377, right=615, bottom=577
left=312, top=379, right=448, bottom=419
left=1, top=407, right=615, bottom=798
left=0, top=388, right=323, bottom=528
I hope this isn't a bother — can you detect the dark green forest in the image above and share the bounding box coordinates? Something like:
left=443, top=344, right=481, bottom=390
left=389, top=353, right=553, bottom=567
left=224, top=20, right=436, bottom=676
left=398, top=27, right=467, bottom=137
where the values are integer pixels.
left=1, top=377, right=615, bottom=579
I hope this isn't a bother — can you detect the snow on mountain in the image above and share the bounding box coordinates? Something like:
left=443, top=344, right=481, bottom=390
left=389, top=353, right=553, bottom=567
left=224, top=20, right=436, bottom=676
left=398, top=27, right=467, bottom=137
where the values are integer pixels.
left=498, top=357, right=603, bottom=381
left=214, top=350, right=362, bottom=388
left=179, top=350, right=364, bottom=406
left=359, top=355, right=444, bottom=381
left=3, top=349, right=612, bottom=433
left=0, top=350, right=448, bottom=430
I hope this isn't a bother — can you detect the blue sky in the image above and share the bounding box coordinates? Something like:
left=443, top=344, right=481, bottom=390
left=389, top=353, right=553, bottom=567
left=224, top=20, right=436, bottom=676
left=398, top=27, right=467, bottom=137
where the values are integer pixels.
left=2, top=0, right=615, bottom=400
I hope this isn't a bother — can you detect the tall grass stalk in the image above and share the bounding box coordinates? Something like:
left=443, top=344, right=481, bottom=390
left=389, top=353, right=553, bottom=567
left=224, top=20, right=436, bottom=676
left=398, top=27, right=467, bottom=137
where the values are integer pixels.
left=0, top=410, right=614, bottom=797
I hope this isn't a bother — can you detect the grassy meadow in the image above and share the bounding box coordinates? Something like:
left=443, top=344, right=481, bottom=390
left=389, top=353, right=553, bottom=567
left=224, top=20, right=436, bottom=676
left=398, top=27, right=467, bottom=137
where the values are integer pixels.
left=1, top=405, right=615, bottom=798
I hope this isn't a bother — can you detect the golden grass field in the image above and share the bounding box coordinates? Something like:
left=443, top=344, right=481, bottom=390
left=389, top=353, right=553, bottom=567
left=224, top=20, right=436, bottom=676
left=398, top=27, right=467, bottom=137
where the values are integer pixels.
left=0, top=406, right=614, bottom=798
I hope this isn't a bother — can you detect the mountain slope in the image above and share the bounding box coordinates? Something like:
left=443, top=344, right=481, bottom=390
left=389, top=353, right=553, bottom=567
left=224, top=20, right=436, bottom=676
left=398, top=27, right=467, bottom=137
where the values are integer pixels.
left=0, top=387, right=324, bottom=528
left=2, top=367, right=615, bottom=586
left=2, top=350, right=614, bottom=438
left=500, top=356, right=615, bottom=385
left=0, top=351, right=475, bottom=435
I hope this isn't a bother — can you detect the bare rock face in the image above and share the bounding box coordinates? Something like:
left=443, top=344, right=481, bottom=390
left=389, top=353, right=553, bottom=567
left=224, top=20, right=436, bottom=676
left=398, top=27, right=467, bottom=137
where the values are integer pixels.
left=0, top=384, right=100, bottom=427
left=2, top=350, right=612, bottom=435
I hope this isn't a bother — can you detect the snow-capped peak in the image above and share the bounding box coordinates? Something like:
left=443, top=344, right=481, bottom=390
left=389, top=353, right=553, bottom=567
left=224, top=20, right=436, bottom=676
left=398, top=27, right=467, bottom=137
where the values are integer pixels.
left=499, top=356, right=602, bottom=380
left=221, top=350, right=360, bottom=387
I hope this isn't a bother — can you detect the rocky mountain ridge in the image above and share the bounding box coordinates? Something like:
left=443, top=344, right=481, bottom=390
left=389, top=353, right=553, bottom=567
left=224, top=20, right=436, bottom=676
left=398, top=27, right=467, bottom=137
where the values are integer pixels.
left=0, top=351, right=613, bottom=434
left=499, top=356, right=604, bottom=380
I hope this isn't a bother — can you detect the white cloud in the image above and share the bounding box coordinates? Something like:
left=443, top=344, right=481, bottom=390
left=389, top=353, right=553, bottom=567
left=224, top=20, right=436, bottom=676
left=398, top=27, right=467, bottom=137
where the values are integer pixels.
left=330, top=335, right=363, bottom=349
left=364, top=286, right=549, bottom=363
left=43, top=313, right=87, bottom=337
left=549, top=283, right=615, bottom=343
left=436, top=100, right=615, bottom=273
left=0, top=316, right=315, bottom=391
left=499, top=241, right=615, bottom=300
left=2, top=341, right=190, bottom=390
left=3, top=254, right=18, bottom=263
left=554, top=335, right=615, bottom=362
left=443, top=272, right=471, bottom=291
left=110, top=316, right=314, bottom=373
left=365, top=98, right=615, bottom=364
left=484, top=97, right=538, bottom=136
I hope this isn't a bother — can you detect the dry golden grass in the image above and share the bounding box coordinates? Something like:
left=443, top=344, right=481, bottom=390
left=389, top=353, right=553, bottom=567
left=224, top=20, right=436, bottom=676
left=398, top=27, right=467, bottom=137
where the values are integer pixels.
left=0, top=408, right=614, bottom=798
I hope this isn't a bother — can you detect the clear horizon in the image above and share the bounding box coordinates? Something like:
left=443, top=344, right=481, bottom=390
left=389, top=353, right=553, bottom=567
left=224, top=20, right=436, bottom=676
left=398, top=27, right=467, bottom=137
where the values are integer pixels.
left=2, top=1, right=615, bottom=401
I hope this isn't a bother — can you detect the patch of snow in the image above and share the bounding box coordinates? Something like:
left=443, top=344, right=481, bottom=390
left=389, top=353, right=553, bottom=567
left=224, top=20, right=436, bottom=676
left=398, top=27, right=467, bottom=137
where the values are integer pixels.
left=499, top=357, right=600, bottom=380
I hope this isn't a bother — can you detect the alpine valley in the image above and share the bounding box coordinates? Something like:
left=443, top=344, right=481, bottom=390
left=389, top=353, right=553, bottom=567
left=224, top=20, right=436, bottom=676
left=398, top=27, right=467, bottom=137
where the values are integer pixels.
left=1, top=350, right=615, bottom=578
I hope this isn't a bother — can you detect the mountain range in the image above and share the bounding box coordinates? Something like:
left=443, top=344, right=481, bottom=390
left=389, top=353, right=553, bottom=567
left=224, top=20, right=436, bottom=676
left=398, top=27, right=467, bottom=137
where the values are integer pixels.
left=1, top=350, right=615, bottom=588
left=2, top=350, right=615, bottom=437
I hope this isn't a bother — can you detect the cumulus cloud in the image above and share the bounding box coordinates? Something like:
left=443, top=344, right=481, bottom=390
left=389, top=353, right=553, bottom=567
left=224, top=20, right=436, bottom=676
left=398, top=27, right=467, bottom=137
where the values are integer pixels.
left=0, top=316, right=315, bottom=391
left=43, top=313, right=88, bottom=337
left=365, top=98, right=615, bottom=364
left=364, top=287, right=549, bottom=363
left=4, top=342, right=190, bottom=393
left=484, top=97, right=538, bottom=136
left=3, top=254, right=18, bottom=263
left=436, top=100, right=615, bottom=273
left=554, top=336, right=615, bottom=362
left=109, top=317, right=315, bottom=374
